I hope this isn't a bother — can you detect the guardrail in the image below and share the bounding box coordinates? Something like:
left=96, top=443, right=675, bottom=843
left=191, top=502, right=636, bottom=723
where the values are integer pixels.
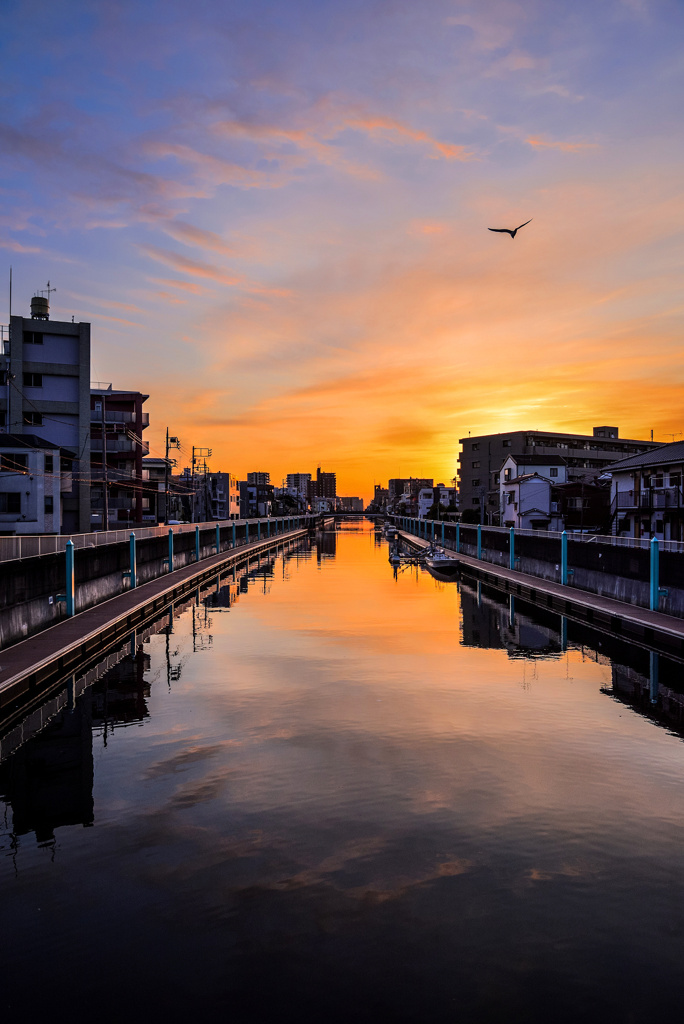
left=0, top=514, right=318, bottom=564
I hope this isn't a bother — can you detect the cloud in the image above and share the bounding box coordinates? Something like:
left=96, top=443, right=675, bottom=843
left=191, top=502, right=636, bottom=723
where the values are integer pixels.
left=140, top=245, right=290, bottom=297
left=0, top=236, right=44, bottom=253
left=162, top=220, right=240, bottom=257
left=526, top=135, right=598, bottom=152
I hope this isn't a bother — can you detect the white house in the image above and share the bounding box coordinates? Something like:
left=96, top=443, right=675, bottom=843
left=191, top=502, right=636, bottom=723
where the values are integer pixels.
left=499, top=455, right=567, bottom=530
left=417, top=484, right=458, bottom=519
left=0, top=434, right=73, bottom=534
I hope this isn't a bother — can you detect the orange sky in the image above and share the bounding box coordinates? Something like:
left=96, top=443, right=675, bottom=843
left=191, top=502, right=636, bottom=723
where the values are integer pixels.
left=3, top=1, right=683, bottom=501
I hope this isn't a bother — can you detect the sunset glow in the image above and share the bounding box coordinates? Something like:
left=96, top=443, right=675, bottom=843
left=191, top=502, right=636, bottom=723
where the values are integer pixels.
left=2, top=0, right=683, bottom=499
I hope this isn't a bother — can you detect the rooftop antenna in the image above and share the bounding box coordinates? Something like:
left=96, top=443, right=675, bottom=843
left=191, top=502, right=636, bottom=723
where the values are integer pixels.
left=41, top=280, right=57, bottom=301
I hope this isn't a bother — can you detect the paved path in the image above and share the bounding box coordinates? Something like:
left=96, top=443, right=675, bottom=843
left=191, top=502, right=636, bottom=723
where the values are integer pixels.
left=0, top=529, right=307, bottom=707
left=397, top=530, right=684, bottom=650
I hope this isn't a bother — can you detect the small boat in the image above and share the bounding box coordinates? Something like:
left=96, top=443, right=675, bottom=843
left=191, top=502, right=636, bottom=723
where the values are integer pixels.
left=424, top=544, right=459, bottom=580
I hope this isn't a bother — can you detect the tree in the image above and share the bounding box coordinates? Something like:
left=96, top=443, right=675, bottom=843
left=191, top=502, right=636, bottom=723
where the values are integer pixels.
left=459, top=508, right=481, bottom=524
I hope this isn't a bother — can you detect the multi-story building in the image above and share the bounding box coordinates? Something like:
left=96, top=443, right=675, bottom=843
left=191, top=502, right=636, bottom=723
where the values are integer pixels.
left=606, top=441, right=684, bottom=540
left=240, top=479, right=273, bottom=518
left=308, top=467, right=336, bottom=503
left=1, top=295, right=91, bottom=532
left=90, top=386, right=149, bottom=529
left=0, top=434, right=73, bottom=534
left=286, top=473, right=311, bottom=504
left=373, top=485, right=389, bottom=509
left=247, top=471, right=270, bottom=486
left=417, top=484, right=458, bottom=519
left=206, top=472, right=240, bottom=520
left=459, top=426, right=658, bottom=525
left=337, top=496, right=363, bottom=512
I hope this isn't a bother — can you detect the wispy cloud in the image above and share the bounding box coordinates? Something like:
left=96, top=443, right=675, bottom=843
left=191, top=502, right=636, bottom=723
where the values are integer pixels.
left=526, top=135, right=598, bottom=152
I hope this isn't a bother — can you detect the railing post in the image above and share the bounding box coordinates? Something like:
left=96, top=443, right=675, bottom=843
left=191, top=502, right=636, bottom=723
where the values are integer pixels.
left=477, top=524, right=482, bottom=560
left=509, top=527, right=515, bottom=571
left=650, top=536, right=659, bottom=611
left=195, top=525, right=200, bottom=562
left=258, top=520, right=261, bottom=541
left=246, top=522, right=249, bottom=545
left=168, top=529, right=174, bottom=573
left=129, top=532, right=137, bottom=588
left=441, top=521, right=445, bottom=546
left=456, top=523, right=460, bottom=553
left=216, top=523, right=220, bottom=555
left=268, top=519, right=271, bottom=538
left=431, top=521, right=435, bottom=542
left=65, top=539, right=75, bottom=616
left=561, top=530, right=568, bottom=585
left=232, top=523, right=236, bottom=548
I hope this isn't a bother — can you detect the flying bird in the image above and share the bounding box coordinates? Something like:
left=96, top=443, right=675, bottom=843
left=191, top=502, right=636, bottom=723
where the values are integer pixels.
left=488, top=219, right=532, bottom=239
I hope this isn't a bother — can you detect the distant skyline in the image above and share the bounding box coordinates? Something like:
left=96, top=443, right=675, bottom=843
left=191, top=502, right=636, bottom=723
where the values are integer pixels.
left=2, top=0, right=683, bottom=502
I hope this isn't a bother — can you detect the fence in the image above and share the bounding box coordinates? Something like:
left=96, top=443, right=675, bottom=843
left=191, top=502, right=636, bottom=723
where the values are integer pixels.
left=0, top=514, right=318, bottom=565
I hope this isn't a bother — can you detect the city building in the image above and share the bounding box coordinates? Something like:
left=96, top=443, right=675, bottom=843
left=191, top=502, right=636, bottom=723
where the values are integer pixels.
left=240, top=478, right=273, bottom=517
left=0, top=434, right=74, bottom=534
left=141, top=456, right=180, bottom=523
left=373, top=485, right=389, bottom=509
left=247, top=471, right=270, bottom=486
left=459, top=426, right=658, bottom=525
left=206, top=472, right=240, bottom=521
left=388, top=478, right=434, bottom=516
left=308, top=467, right=336, bottom=503
left=90, top=386, right=149, bottom=529
left=2, top=295, right=91, bottom=531
left=417, top=484, right=458, bottom=519
left=606, top=441, right=684, bottom=540
left=286, top=473, right=311, bottom=504
left=337, top=496, right=363, bottom=512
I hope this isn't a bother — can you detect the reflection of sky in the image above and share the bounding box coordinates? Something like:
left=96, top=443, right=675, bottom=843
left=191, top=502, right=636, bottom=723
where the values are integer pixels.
left=3, top=527, right=684, bottom=1017
left=2, top=1, right=684, bottom=497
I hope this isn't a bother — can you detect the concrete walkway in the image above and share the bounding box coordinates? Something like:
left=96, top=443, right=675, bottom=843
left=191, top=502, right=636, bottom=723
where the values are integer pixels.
left=0, top=529, right=308, bottom=708
left=398, top=530, right=684, bottom=653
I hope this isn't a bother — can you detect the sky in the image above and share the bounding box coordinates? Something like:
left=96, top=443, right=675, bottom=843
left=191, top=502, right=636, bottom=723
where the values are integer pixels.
left=1, top=0, right=683, bottom=500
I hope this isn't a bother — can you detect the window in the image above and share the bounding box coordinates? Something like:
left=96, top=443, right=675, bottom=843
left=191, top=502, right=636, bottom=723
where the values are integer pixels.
left=494, top=473, right=500, bottom=484
left=503, top=439, right=511, bottom=448
left=472, top=461, right=480, bottom=469
left=472, top=498, right=479, bottom=505
left=504, top=468, right=511, bottom=482
left=0, top=411, right=5, bottom=427
left=23, top=411, right=43, bottom=426
left=24, top=331, right=43, bottom=344
left=1, top=453, right=28, bottom=472
left=44, top=495, right=54, bottom=514
left=472, top=443, right=480, bottom=451
left=94, top=401, right=102, bottom=415
left=23, top=372, right=42, bottom=388
left=550, top=467, right=558, bottom=477
left=0, top=492, right=21, bottom=513
left=44, top=455, right=53, bottom=473
left=60, top=457, right=72, bottom=473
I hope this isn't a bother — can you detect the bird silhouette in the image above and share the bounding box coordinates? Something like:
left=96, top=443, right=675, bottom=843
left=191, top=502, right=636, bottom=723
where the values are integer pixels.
left=488, top=219, right=532, bottom=239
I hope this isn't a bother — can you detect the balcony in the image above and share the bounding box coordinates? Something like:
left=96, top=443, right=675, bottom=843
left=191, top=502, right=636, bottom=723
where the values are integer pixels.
left=90, top=409, right=150, bottom=427
left=615, top=487, right=683, bottom=510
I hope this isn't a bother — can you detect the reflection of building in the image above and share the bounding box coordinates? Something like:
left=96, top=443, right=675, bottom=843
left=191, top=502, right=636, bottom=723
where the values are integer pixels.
left=460, top=580, right=562, bottom=658
left=317, top=529, right=337, bottom=563
left=0, top=698, right=94, bottom=845
left=90, top=650, right=151, bottom=730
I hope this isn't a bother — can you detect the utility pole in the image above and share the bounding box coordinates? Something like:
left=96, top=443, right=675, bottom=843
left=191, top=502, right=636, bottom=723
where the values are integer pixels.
left=165, top=429, right=180, bottom=524
left=101, top=392, right=109, bottom=529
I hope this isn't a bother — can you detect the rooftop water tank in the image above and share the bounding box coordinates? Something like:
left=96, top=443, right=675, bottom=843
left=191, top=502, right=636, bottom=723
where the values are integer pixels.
left=30, top=295, right=49, bottom=319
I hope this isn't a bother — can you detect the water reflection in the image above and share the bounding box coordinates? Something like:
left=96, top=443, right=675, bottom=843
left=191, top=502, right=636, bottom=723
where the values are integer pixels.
left=2, top=525, right=684, bottom=1021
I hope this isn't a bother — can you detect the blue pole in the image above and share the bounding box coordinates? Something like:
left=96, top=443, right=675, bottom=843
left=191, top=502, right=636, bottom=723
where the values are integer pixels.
left=232, top=523, right=236, bottom=548
left=246, top=522, right=249, bottom=545
left=268, top=519, right=271, bottom=538
left=650, top=536, right=659, bottom=611
left=441, top=521, right=445, bottom=546
left=129, top=532, right=137, bottom=588
left=561, top=531, right=568, bottom=584
left=258, top=520, right=261, bottom=541
left=195, top=525, right=200, bottom=562
left=509, top=527, right=515, bottom=570
left=431, top=520, right=435, bottom=542
left=456, top=523, right=460, bottom=553
left=477, top=524, right=482, bottom=560
left=216, top=523, right=220, bottom=555
left=65, top=539, right=75, bottom=616
left=168, top=529, right=174, bottom=572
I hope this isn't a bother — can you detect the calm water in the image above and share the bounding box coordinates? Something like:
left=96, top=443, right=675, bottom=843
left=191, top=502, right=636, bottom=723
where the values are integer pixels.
left=2, top=521, right=684, bottom=1023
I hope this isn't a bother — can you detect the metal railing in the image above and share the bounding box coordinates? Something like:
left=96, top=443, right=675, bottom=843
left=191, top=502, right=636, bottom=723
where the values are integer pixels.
left=0, top=514, right=317, bottom=564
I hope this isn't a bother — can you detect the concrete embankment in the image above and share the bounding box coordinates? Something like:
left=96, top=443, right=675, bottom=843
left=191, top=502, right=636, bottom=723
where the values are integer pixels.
left=397, top=530, right=684, bottom=660
left=0, top=530, right=309, bottom=712
left=0, top=520, right=308, bottom=650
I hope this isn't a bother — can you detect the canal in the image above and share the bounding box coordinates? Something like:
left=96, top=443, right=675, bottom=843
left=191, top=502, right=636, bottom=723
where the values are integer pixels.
left=2, top=520, right=684, bottom=1022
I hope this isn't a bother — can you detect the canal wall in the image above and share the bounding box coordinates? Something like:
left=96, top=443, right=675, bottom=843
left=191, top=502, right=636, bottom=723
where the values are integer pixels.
left=396, top=519, right=684, bottom=618
left=0, top=521, right=306, bottom=650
